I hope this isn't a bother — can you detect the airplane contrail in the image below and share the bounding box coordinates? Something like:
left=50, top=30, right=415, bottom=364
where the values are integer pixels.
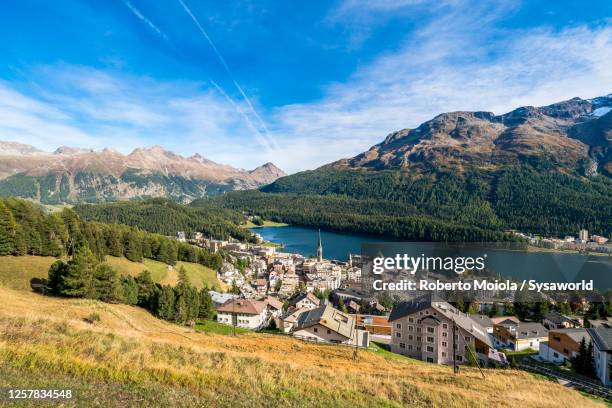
left=210, top=80, right=273, bottom=152
left=121, top=0, right=173, bottom=46
left=177, top=0, right=278, bottom=151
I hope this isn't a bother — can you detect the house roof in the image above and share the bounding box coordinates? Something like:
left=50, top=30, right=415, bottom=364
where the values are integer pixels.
left=295, top=305, right=355, bottom=339
left=470, top=314, right=494, bottom=329
left=550, top=328, right=590, bottom=343
left=490, top=316, right=520, bottom=325
left=388, top=294, right=446, bottom=321
left=352, top=314, right=391, bottom=328
left=217, top=299, right=267, bottom=315
left=264, top=296, right=284, bottom=310
left=587, top=327, right=612, bottom=351
left=544, top=311, right=576, bottom=325
left=292, top=292, right=321, bottom=306
left=588, top=318, right=612, bottom=329
left=513, top=322, right=548, bottom=339
left=389, top=294, right=492, bottom=347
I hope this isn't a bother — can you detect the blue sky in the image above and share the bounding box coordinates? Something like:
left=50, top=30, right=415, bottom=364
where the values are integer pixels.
left=0, top=0, right=610, bottom=173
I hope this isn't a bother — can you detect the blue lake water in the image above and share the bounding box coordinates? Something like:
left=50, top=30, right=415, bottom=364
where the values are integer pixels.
left=252, top=225, right=612, bottom=290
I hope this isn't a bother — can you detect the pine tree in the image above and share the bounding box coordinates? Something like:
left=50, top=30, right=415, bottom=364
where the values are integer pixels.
left=122, top=275, right=139, bottom=305
left=106, top=227, right=123, bottom=257
left=135, top=270, right=155, bottom=307
left=47, top=260, right=69, bottom=295
left=572, top=337, right=588, bottom=375
left=62, top=245, right=98, bottom=298
left=157, top=285, right=175, bottom=320
left=173, top=292, right=188, bottom=324
left=0, top=201, right=17, bottom=255
left=92, top=263, right=122, bottom=302
left=124, top=230, right=142, bottom=262
left=198, top=288, right=216, bottom=320
left=585, top=341, right=596, bottom=378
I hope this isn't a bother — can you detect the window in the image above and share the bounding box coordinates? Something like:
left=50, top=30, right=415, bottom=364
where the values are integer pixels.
left=408, top=325, right=413, bottom=331
left=442, top=352, right=447, bottom=357
left=417, top=327, right=422, bottom=332
left=327, top=329, right=331, bottom=334
left=427, top=327, right=435, bottom=333
left=426, top=357, right=434, bottom=363
left=442, top=332, right=448, bottom=338
left=417, top=336, right=421, bottom=342
left=427, top=337, right=434, bottom=343
left=408, top=345, right=413, bottom=350
left=465, top=336, right=471, bottom=342
left=456, top=355, right=463, bottom=362
left=408, top=335, right=413, bottom=341
left=399, top=343, right=406, bottom=349
left=442, top=323, right=448, bottom=329
left=409, top=317, right=414, bottom=323
left=417, top=346, right=421, bottom=351
left=396, top=332, right=401, bottom=338
left=314, top=327, right=318, bottom=333
left=426, top=346, right=434, bottom=352
left=553, top=352, right=559, bottom=358
left=442, top=341, right=447, bottom=347
left=396, top=323, right=401, bottom=329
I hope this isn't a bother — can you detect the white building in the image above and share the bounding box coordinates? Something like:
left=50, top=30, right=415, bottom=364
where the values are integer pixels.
left=588, top=327, right=612, bottom=386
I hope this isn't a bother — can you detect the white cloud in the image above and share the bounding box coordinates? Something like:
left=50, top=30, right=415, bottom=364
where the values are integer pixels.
left=0, top=66, right=270, bottom=169
left=1, top=2, right=611, bottom=175
left=270, top=6, right=612, bottom=171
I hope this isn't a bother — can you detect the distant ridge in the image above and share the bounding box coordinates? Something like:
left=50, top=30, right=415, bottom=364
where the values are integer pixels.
left=0, top=142, right=286, bottom=203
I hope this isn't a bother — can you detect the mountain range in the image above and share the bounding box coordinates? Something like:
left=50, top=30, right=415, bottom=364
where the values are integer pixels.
left=327, top=94, right=612, bottom=176
left=199, top=94, right=612, bottom=239
left=0, top=143, right=285, bottom=204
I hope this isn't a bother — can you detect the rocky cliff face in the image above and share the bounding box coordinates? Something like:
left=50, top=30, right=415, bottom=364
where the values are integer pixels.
left=0, top=143, right=286, bottom=203
left=327, top=95, right=612, bottom=177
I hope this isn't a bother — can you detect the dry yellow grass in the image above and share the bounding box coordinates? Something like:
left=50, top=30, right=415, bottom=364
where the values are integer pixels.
left=0, top=256, right=57, bottom=290
left=0, top=287, right=602, bottom=408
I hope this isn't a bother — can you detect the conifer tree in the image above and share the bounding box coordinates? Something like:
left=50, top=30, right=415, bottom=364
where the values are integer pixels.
left=121, top=275, right=139, bottom=305
left=62, top=245, right=98, bottom=298
left=198, top=287, right=216, bottom=320
left=92, top=263, right=122, bottom=302
left=0, top=201, right=17, bottom=255
left=124, top=230, right=142, bottom=262
left=47, top=260, right=69, bottom=295
left=157, top=285, right=175, bottom=320
left=135, top=270, right=155, bottom=307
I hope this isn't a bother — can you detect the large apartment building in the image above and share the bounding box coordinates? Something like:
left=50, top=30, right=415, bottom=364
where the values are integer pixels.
left=388, top=294, right=494, bottom=366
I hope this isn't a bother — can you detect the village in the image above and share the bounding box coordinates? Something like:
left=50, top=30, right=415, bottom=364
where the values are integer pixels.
left=180, top=228, right=612, bottom=393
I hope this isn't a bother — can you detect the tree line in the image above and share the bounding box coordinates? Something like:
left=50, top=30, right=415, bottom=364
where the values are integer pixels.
left=47, top=245, right=215, bottom=325
left=74, top=198, right=256, bottom=243
left=193, top=165, right=611, bottom=240
left=0, top=197, right=222, bottom=270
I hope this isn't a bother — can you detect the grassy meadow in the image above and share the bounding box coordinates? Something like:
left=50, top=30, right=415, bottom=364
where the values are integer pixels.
left=0, top=286, right=603, bottom=408
left=0, top=255, right=221, bottom=292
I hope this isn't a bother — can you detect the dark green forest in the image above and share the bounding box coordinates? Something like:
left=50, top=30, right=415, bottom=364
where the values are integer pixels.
left=193, top=166, right=612, bottom=240
left=74, top=198, right=256, bottom=242
left=0, top=197, right=222, bottom=269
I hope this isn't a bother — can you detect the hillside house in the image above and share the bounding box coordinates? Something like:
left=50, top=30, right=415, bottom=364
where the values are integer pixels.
left=388, top=294, right=495, bottom=366
left=538, top=328, right=590, bottom=364
left=292, top=305, right=369, bottom=347
left=543, top=311, right=581, bottom=330
left=493, top=321, right=548, bottom=351
left=588, top=327, right=612, bottom=386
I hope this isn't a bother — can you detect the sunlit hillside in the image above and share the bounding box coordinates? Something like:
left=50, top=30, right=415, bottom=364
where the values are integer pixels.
left=0, top=255, right=221, bottom=292
left=0, top=287, right=602, bottom=408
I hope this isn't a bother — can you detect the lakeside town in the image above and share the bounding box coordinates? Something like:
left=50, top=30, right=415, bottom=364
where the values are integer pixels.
left=177, top=226, right=612, bottom=396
